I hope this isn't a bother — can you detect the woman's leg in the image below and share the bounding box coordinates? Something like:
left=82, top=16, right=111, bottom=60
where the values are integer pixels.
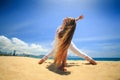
left=58, top=50, right=67, bottom=71
left=38, top=48, right=55, bottom=64
left=69, top=42, right=97, bottom=65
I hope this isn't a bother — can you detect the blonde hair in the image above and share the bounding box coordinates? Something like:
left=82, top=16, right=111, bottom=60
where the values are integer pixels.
left=54, top=18, right=76, bottom=67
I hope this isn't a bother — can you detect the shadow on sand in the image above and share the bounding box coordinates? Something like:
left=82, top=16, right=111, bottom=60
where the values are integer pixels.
left=46, top=63, right=71, bottom=75
left=46, top=62, right=81, bottom=75
left=46, top=62, right=94, bottom=75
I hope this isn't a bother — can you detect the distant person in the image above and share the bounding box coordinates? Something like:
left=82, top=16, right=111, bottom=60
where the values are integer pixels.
left=38, top=15, right=97, bottom=71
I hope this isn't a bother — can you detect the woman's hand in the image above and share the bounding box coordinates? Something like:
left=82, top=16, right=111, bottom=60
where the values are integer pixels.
left=79, top=15, right=84, bottom=19
left=75, top=15, right=84, bottom=21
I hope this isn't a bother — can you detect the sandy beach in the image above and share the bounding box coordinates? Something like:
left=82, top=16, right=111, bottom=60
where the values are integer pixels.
left=0, top=56, right=120, bottom=80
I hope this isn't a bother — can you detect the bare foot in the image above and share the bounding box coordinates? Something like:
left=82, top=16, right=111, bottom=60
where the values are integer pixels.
left=38, top=59, right=45, bottom=64
left=58, top=65, right=67, bottom=72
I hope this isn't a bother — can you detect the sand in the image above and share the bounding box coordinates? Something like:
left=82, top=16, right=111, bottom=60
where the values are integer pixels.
left=0, top=56, right=120, bottom=80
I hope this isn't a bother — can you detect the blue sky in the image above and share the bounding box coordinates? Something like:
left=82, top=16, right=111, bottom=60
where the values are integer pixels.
left=0, top=0, right=120, bottom=58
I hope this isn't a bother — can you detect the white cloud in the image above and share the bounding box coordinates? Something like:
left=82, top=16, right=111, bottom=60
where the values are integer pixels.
left=12, top=37, right=28, bottom=46
left=1, top=35, right=120, bottom=58
left=44, top=0, right=98, bottom=10
left=96, top=42, right=120, bottom=50
left=0, top=35, right=48, bottom=55
left=47, top=0, right=97, bottom=6
left=72, top=36, right=120, bottom=58
left=73, top=35, right=120, bottom=42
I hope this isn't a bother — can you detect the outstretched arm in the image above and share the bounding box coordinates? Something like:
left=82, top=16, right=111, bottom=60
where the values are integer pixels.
left=75, top=15, right=84, bottom=22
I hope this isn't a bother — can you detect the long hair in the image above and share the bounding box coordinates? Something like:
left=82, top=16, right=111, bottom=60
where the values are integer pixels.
left=54, top=18, right=76, bottom=67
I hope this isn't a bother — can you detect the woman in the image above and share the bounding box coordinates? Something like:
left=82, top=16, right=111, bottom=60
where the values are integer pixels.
left=38, top=15, right=97, bottom=71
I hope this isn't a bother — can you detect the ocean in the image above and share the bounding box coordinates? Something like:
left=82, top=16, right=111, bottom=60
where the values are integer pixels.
left=67, top=56, right=120, bottom=61
left=28, top=55, right=120, bottom=61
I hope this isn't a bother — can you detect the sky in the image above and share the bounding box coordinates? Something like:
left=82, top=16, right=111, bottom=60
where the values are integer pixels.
left=0, top=0, right=120, bottom=58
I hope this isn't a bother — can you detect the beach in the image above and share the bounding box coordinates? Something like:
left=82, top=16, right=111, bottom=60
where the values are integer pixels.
left=0, top=56, right=120, bottom=80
